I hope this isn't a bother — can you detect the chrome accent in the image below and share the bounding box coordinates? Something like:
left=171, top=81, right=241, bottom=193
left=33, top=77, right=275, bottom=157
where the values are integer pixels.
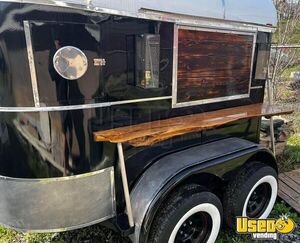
left=0, top=167, right=116, bottom=233
left=53, top=46, right=88, bottom=80
left=139, top=8, right=275, bottom=33
left=24, top=20, right=40, bottom=108
left=171, top=25, right=179, bottom=109
left=110, top=168, right=116, bottom=212
left=172, top=25, right=257, bottom=108
left=174, top=95, right=251, bottom=109
left=117, top=142, right=134, bottom=227
left=0, top=96, right=172, bottom=113
left=0, top=1, right=276, bottom=33
left=250, top=86, right=264, bottom=90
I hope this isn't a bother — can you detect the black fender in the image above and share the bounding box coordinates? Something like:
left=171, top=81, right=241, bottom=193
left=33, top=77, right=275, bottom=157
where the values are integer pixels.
left=129, top=137, right=276, bottom=243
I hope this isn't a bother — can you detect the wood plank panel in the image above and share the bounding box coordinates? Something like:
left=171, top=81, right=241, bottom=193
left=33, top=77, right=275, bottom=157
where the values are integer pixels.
left=177, top=29, right=254, bottom=103
left=93, top=103, right=293, bottom=147
left=279, top=170, right=300, bottom=214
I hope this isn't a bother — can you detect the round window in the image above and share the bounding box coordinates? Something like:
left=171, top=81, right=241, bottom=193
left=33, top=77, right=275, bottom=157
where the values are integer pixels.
left=53, top=46, right=88, bottom=80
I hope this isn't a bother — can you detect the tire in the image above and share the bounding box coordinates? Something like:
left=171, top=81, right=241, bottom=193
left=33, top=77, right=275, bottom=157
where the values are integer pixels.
left=223, top=162, right=278, bottom=228
left=148, top=184, right=223, bottom=243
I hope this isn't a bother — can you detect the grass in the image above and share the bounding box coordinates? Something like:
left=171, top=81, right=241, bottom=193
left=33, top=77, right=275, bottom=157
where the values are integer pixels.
left=285, top=135, right=300, bottom=164
left=0, top=225, right=130, bottom=243
left=282, top=64, right=300, bottom=81
left=277, top=135, right=300, bottom=172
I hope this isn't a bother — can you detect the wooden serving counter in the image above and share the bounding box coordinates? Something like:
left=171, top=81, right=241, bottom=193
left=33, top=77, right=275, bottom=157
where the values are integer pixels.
left=94, top=103, right=293, bottom=147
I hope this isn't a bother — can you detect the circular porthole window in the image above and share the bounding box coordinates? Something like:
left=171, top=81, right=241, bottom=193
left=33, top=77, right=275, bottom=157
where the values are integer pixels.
left=53, top=46, right=88, bottom=80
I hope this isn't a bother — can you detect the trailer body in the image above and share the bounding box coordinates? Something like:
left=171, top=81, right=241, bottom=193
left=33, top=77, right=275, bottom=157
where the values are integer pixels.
left=0, top=1, right=286, bottom=242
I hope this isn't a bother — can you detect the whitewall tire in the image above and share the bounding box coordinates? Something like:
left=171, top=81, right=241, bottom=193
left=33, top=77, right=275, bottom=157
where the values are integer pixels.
left=223, top=162, right=278, bottom=228
left=242, top=175, right=278, bottom=219
left=168, top=203, right=221, bottom=243
left=148, top=184, right=223, bottom=243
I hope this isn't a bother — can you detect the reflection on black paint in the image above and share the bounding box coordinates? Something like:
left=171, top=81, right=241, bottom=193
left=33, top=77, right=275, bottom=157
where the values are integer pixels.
left=48, top=33, right=88, bottom=175
left=0, top=3, right=266, bottom=180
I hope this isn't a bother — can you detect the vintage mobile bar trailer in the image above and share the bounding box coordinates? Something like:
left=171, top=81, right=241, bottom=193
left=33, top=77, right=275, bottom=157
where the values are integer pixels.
left=0, top=0, right=294, bottom=242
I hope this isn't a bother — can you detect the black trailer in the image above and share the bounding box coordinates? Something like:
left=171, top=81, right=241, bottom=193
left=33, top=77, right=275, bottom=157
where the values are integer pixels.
left=0, top=0, right=293, bottom=242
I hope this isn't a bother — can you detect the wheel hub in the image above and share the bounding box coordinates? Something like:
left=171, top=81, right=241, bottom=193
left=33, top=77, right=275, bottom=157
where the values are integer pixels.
left=175, top=212, right=212, bottom=243
left=247, top=182, right=272, bottom=218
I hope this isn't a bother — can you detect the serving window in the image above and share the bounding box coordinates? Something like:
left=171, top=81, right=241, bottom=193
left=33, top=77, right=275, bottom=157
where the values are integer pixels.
left=172, top=25, right=256, bottom=108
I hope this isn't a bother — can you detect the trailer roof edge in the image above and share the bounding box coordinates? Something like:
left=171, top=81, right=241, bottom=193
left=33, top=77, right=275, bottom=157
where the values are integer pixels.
left=2, top=0, right=277, bottom=33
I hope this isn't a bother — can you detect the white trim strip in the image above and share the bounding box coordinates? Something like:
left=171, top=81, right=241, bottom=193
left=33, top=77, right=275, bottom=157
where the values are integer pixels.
left=0, top=96, right=172, bottom=112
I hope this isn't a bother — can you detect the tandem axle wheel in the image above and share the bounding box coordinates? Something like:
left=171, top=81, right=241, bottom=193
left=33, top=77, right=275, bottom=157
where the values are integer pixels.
left=144, top=162, right=277, bottom=243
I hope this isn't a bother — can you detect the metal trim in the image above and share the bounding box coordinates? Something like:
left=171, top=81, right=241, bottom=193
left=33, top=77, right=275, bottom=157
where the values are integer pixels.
left=110, top=169, right=116, bottom=214
left=250, top=86, right=264, bottom=90
left=172, top=25, right=257, bottom=108
left=0, top=167, right=116, bottom=233
left=173, top=94, right=250, bottom=109
left=24, top=20, right=40, bottom=108
left=171, top=25, right=179, bottom=109
left=0, top=0, right=276, bottom=33
left=0, top=96, right=172, bottom=113
left=21, top=20, right=172, bottom=113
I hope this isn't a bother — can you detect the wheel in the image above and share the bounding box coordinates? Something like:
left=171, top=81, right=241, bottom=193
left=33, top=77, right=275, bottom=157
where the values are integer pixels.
left=223, top=162, right=278, bottom=228
left=148, top=184, right=222, bottom=243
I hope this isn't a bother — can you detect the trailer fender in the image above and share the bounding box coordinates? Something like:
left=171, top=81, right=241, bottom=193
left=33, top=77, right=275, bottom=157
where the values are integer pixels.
left=129, top=138, right=275, bottom=243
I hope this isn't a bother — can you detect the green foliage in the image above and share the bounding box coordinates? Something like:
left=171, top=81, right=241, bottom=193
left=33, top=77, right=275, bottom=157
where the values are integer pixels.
left=0, top=227, right=20, bottom=243
left=0, top=225, right=130, bottom=243
left=270, top=201, right=300, bottom=226
left=282, top=64, right=300, bottom=80
left=273, top=19, right=300, bottom=44
left=285, top=135, right=300, bottom=163
left=277, top=135, right=300, bottom=172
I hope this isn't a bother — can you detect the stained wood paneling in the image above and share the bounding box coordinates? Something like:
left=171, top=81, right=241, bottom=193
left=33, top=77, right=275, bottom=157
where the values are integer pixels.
left=177, top=29, right=254, bottom=103
left=94, top=103, right=293, bottom=147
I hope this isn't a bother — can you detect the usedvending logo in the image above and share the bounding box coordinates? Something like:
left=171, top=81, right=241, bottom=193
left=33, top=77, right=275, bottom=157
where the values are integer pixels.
left=236, top=215, right=295, bottom=240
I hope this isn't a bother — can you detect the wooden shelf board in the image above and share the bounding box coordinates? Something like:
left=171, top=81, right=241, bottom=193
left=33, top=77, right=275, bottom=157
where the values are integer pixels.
left=94, top=103, right=293, bottom=147
left=279, top=170, right=300, bottom=214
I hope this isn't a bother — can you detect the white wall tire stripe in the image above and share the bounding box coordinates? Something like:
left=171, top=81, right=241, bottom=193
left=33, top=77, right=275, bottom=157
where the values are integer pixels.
left=242, top=175, right=278, bottom=219
left=168, top=204, right=221, bottom=243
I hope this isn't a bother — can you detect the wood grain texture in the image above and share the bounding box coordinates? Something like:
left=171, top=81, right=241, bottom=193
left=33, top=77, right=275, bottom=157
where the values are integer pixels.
left=177, top=29, right=254, bottom=103
left=93, top=103, right=293, bottom=147
left=279, top=170, right=300, bottom=214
